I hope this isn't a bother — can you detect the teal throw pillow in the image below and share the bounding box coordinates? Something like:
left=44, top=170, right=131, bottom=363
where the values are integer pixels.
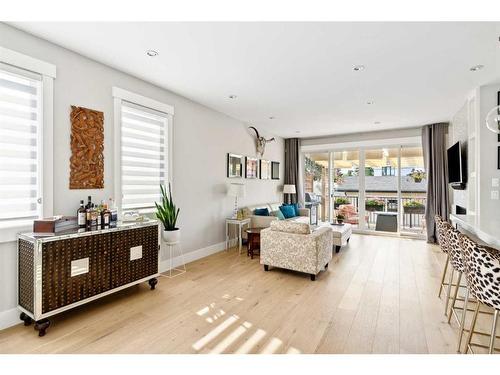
left=279, top=205, right=295, bottom=219
left=254, top=208, right=270, bottom=216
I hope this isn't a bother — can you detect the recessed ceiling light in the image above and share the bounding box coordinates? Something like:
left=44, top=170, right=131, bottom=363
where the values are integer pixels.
left=146, top=50, right=158, bottom=57
left=367, top=101, right=374, bottom=105
left=353, top=65, right=365, bottom=71
left=269, top=116, right=275, bottom=120
left=374, top=121, right=381, bottom=124
left=470, top=65, right=484, bottom=72
left=295, top=131, right=301, bottom=134
left=228, top=95, right=238, bottom=99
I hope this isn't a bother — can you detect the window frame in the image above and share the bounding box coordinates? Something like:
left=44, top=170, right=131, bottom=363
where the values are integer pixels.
left=0, top=46, right=55, bottom=242
left=112, top=87, right=174, bottom=217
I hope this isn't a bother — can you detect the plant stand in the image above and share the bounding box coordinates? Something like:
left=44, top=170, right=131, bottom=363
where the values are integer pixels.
left=163, top=241, right=186, bottom=278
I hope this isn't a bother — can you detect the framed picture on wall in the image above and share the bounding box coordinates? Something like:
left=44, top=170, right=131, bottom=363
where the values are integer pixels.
left=271, top=161, right=280, bottom=180
left=260, top=159, right=271, bottom=180
left=498, top=146, right=500, bottom=170
left=227, top=153, right=243, bottom=178
left=245, top=157, right=259, bottom=179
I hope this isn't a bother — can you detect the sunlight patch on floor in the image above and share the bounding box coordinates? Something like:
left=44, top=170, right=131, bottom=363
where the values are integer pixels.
left=192, top=315, right=239, bottom=351
left=210, top=321, right=253, bottom=354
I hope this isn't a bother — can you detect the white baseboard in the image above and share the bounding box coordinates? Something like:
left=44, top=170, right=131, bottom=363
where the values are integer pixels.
left=0, top=308, right=20, bottom=330
left=159, top=240, right=227, bottom=273
left=0, top=241, right=231, bottom=331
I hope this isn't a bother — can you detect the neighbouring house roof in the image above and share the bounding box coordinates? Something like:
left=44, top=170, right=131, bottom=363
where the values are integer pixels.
left=335, top=176, right=427, bottom=193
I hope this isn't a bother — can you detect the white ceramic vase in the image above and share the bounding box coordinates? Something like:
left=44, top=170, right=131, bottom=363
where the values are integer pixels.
left=162, top=228, right=181, bottom=244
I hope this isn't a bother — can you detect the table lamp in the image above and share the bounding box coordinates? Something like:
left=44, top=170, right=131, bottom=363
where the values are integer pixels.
left=283, top=184, right=296, bottom=204
left=227, top=183, right=246, bottom=219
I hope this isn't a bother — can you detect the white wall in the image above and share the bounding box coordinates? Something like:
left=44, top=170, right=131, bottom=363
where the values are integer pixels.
left=0, top=23, right=284, bottom=328
left=449, top=101, right=469, bottom=211
left=478, top=84, right=500, bottom=224
left=449, top=83, right=500, bottom=224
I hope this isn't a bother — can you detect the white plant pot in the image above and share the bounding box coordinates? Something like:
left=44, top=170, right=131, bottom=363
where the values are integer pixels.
left=162, top=228, right=180, bottom=243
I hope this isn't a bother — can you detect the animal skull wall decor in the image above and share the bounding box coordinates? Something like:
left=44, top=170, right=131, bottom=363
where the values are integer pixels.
left=248, top=126, right=275, bottom=157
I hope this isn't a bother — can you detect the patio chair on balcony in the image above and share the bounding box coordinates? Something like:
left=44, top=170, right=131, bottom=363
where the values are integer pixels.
left=338, top=204, right=367, bottom=225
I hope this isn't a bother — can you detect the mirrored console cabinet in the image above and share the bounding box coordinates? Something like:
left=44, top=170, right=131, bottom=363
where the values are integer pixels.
left=17, top=221, right=160, bottom=336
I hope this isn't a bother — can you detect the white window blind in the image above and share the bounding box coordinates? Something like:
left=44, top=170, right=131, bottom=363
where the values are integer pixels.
left=0, top=63, right=42, bottom=222
left=121, top=101, right=169, bottom=213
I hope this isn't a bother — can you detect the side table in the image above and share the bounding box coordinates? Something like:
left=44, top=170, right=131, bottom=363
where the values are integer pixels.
left=245, top=227, right=263, bottom=259
left=225, top=218, right=251, bottom=254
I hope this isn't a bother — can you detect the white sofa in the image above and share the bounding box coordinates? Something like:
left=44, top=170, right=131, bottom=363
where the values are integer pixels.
left=260, top=221, right=332, bottom=280
left=239, top=202, right=310, bottom=239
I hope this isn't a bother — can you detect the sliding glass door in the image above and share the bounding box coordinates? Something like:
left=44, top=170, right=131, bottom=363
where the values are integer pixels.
left=331, top=150, right=360, bottom=229
left=303, top=144, right=427, bottom=237
left=363, top=148, right=400, bottom=233
left=400, top=146, right=427, bottom=236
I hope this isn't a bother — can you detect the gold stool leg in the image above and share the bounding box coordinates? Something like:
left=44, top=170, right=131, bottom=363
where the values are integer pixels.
left=457, top=287, right=469, bottom=353
left=445, top=268, right=455, bottom=315
left=489, top=310, right=499, bottom=354
left=465, top=302, right=481, bottom=354
left=448, top=271, right=462, bottom=323
left=438, top=254, right=450, bottom=298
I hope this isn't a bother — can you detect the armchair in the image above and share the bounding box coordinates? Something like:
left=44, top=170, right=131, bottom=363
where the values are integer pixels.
left=260, top=221, right=332, bottom=280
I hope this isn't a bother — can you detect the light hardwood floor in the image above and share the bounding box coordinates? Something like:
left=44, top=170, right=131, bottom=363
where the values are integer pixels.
left=0, top=234, right=493, bottom=354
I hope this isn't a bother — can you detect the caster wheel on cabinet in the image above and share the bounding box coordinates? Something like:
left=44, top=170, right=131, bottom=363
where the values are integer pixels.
left=148, top=278, right=158, bottom=290
left=34, top=319, right=50, bottom=337
left=310, top=274, right=316, bottom=281
left=335, top=245, right=341, bottom=253
left=264, top=265, right=269, bottom=271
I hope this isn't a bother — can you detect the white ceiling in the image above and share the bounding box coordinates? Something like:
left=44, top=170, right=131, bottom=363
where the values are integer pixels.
left=10, top=22, right=500, bottom=138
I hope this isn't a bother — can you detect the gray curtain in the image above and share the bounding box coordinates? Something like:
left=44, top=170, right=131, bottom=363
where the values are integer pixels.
left=284, top=138, right=303, bottom=205
left=422, top=123, right=449, bottom=243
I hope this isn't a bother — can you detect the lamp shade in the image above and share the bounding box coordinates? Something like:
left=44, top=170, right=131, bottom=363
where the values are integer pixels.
left=227, top=183, right=246, bottom=198
left=283, top=184, right=296, bottom=194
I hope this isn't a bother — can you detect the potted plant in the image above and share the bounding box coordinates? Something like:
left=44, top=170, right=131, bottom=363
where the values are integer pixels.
left=155, top=183, right=181, bottom=243
left=365, top=199, right=385, bottom=212
left=334, top=197, right=350, bottom=209
left=336, top=213, right=345, bottom=224
left=403, top=200, right=425, bottom=215
left=407, top=169, right=427, bottom=183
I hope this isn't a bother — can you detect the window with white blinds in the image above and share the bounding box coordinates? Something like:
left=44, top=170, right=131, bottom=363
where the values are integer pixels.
left=0, top=64, right=42, bottom=222
left=120, top=101, right=169, bottom=213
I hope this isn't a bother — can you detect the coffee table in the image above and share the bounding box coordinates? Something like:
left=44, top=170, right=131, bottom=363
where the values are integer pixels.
left=245, top=227, right=264, bottom=259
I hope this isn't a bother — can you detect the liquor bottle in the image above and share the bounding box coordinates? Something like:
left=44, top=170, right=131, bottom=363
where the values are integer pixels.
left=89, top=204, right=98, bottom=228
left=77, top=200, right=86, bottom=228
left=85, top=196, right=92, bottom=210
left=101, top=202, right=111, bottom=228
left=108, top=197, right=118, bottom=225
left=96, top=203, right=102, bottom=227
left=86, top=203, right=92, bottom=228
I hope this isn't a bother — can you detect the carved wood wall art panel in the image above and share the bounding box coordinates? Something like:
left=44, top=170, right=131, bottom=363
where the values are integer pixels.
left=69, top=106, right=104, bottom=189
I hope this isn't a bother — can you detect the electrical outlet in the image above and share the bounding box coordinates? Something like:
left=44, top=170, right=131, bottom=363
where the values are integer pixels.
left=492, top=178, right=500, bottom=187
left=491, top=190, right=499, bottom=200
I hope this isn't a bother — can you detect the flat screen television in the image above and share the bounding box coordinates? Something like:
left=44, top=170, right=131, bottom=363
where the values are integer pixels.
left=447, top=141, right=466, bottom=189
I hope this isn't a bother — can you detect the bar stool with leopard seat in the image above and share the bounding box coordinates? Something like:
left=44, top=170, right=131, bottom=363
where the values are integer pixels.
left=461, top=234, right=500, bottom=354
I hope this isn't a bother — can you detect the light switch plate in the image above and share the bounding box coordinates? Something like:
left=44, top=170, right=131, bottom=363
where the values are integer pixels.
left=492, top=178, right=499, bottom=187
left=491, top=190, right=499, bottom=200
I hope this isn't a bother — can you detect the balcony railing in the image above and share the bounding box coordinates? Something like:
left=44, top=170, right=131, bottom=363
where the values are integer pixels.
left=331, top=194, right=427, bottom=233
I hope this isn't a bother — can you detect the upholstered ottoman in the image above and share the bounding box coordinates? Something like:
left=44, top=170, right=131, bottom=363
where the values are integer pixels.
left=330, top=223, right=352, bottom=253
